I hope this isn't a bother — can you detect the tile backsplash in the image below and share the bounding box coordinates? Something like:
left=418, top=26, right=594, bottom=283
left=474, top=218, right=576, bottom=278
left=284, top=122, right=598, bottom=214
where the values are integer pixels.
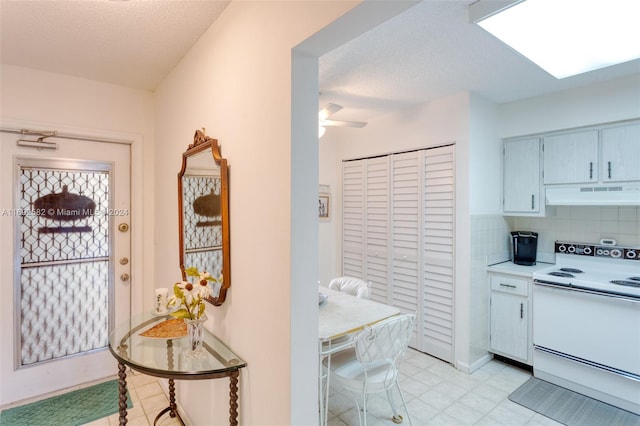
left=506, top=206, right=640, bottom=254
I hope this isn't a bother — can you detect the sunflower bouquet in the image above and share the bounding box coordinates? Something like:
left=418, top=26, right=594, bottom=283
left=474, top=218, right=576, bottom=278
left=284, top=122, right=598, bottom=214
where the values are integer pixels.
left=168, top=267, right=217, bottom=320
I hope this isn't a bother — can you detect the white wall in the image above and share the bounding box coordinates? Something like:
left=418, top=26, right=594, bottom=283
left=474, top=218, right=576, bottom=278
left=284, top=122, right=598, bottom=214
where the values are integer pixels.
left=1, top=2, right=422, bottom=422
left=319, top=138, right=339, bottom=286
left=153, top=2, right=362, bottom=424
left=0, top=64, right=155, bottom=401
left=0, top=64, right=155, bottom=318
left=469, top=94, right=501, bottom=214
left=321, top=93, right=481, bottom=370
left=468, top=75, right=640, bottom=369
left=499, top=74, right=640, bottom=248
left=319, top=74, right=640, bottom=375
left=499, top=74, right=640, bottom=137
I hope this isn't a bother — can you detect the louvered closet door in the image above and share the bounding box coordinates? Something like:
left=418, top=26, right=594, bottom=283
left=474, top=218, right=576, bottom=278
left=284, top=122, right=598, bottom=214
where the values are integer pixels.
left=390, top=152, right=420, bottom=315
left=422, top=145, right=455, bottom=362
left=365, top=157, right=390, bottom=302
left=342, top=160, right=365, bottom=277
left=341, top=146, right=455, bottom=363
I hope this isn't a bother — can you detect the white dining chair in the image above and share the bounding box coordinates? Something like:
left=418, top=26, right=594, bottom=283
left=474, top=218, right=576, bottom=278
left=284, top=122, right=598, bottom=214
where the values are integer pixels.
left=320, top=276, right=372, bottom=425
left=325, top=313, right=416, bottom=426
left=328, top=276, right=370, bottom=299
left=323, top=276, right=370, bottom=351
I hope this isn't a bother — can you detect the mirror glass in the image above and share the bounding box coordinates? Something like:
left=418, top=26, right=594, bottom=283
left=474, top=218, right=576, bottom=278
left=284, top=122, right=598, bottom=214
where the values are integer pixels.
left=178, top=130, right=230, bottom=305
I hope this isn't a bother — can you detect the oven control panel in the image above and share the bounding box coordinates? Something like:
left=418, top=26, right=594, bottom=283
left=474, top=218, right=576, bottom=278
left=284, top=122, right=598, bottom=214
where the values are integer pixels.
left=555, top=241, right=640, bottom=260
left=555, top=242, right=594, bottom=256
left=623, top=248, right=640, bottom=260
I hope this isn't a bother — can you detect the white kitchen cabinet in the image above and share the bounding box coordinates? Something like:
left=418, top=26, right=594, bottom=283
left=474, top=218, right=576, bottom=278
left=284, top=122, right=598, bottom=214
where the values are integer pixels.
left=489, top=272, right=531, bottom=365
left=543, top=130, right=599, bottom=184
left=601, top=123, right=640, bottom=182
left=503, top=138, right=543, bottom=215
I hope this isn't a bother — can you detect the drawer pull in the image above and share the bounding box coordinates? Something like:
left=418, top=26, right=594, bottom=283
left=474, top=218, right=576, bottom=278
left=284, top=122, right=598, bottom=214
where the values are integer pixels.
left=520, top=303, right=524, bottom=319
left=500, top=283, right=517, bottom=288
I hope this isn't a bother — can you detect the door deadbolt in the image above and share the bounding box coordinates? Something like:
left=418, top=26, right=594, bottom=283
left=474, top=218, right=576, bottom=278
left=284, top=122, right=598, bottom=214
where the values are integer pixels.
left=119, top=257, right=129, bottom=265
left=118, top=223, right=129, bottom=232
left=120, top=273, right=130, bottom=282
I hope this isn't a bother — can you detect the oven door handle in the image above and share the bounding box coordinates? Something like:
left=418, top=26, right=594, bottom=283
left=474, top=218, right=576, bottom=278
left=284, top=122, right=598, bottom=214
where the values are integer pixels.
left=534, top=345, right=640, bottom=382
left=534, top=279, right=640, bottom=303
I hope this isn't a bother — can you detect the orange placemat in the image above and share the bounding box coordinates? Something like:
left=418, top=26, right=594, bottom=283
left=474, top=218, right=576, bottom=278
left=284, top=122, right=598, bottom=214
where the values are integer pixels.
left=140, top=318, right=187, bottom=339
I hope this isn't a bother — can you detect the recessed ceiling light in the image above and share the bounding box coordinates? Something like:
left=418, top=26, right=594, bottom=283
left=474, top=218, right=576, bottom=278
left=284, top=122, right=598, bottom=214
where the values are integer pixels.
left=472, top=0, right=640, bottom=79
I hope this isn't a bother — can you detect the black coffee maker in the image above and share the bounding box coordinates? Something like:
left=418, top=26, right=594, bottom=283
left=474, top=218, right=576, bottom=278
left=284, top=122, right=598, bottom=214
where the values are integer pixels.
left=511, top=231, right=538, bottom=265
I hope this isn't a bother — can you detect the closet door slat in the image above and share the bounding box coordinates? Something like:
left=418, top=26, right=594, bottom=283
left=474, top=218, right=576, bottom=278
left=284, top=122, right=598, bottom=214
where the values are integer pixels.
left=365, top=157, right=390, bottom=303
left=422, top=146, right=455, bottom=362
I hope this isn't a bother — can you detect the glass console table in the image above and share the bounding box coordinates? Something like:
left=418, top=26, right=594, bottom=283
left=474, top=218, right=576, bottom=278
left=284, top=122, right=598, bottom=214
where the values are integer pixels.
left=108, top=314, right=247, bottom=426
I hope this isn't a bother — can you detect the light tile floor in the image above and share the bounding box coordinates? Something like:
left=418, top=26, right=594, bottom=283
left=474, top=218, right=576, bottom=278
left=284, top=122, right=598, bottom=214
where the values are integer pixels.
left=85, top=349, right=561, bottom=426
left=83, top=370, right=180, bottom=426
left=326, top=348, right=562, bottom=426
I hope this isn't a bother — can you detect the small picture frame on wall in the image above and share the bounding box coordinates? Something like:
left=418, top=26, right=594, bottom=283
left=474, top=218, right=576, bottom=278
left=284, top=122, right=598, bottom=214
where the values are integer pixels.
left=319, top=192, right=330, bottom=221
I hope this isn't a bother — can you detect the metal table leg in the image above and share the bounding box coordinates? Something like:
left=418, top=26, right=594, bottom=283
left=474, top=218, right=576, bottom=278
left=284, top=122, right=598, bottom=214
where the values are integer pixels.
left=229, top=370, right=240, bottom=426
left=117, top=362, right=128, bottom=425
left=153, top=378, right=185, bottom=425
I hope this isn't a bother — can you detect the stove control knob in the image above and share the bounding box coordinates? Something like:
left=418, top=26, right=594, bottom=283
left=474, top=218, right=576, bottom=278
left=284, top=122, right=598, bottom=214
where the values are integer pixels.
left=568, top=245, right=576, bottom=253
left=610, top=249, right=622, bottom=258
left=626, top=250, right=637, bottom=259
left=558, top=245, right=567, bottom=252
left=583, top=247, right=592, bottom=255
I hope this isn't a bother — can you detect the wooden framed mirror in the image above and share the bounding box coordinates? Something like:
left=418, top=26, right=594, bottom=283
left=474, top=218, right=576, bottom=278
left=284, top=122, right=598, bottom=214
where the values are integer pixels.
left=178, top=129, right=230, bottom=306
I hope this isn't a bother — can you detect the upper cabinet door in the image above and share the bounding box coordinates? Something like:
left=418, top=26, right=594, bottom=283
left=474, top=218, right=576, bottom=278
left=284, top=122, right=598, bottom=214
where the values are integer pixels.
left=543, top=130, right=598, bottom=184
left=602, top=123, right=640, bottom=183
left=503, top=138, right=542, bottom=214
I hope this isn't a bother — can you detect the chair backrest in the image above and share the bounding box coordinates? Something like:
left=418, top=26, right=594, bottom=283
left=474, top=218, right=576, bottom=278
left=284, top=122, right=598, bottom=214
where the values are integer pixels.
left=354, top=314, right=415, bottom=387
left=328, top=276, right=370, bottom=299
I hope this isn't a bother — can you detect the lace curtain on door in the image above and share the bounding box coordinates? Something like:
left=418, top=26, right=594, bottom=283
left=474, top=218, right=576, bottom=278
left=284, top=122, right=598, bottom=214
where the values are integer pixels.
left=18, top=165, right=110, bottom=366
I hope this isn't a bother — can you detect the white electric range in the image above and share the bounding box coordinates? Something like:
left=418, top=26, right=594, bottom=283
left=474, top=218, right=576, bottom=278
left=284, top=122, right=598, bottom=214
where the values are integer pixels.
left=532, top=242, right=640, bottom=415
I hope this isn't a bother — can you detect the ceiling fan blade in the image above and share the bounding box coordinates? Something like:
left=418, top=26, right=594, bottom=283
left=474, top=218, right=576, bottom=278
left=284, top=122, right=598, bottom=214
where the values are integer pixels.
left=319, top=103, right=343, bottom=119
left=323, top=119, right=367, bottom=128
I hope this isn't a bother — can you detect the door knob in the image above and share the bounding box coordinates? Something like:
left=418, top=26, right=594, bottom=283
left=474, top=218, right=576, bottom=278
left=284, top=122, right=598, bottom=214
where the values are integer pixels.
left=118, top=223, right=129, bottom=232
left=119, top=257, right=129, bottom=265
left=120, top=273, right=130, bottom=282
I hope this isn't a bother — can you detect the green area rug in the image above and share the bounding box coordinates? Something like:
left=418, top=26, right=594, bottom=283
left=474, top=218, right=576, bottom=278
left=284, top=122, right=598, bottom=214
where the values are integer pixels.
left=0, top=379, right=132, bottom=426
left=509, top=377, right=640, bottom=425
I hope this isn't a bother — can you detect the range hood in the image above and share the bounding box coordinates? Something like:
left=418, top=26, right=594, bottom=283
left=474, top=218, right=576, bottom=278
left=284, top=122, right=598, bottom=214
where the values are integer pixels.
left=545, top=185, right=640, bottom=206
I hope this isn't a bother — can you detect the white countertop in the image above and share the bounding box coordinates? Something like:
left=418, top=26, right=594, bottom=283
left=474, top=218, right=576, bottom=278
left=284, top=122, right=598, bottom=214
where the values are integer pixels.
left=487, top=260, right=554, bottom=277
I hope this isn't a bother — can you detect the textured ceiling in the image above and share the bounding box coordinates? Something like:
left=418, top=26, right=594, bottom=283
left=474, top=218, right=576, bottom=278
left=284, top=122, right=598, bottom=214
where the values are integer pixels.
left=0, top=0, right=230, bottom=91
left=319, top=0, right=640, bottom=122
left=1, top=0, right=638, bottom=118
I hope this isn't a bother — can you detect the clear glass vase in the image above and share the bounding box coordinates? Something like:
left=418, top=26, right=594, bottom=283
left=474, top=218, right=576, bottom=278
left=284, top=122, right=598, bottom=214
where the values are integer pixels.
left=184, top=317, right=206, bottom=356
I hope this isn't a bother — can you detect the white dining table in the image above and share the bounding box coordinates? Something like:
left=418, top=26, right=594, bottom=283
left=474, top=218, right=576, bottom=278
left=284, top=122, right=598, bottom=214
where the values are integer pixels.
left=318, top=286, right=401, bottom=426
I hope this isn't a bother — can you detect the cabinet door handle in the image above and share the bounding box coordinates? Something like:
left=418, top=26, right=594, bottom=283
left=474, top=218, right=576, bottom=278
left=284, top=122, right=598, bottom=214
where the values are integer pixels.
left=608, top=161, right=612, bottom=179
left=589, top=162, right=593, bottom=179
left=520, top=303, right=524, bottom=319
left=531, top=194, right=535, bottom=210
left=500, top=283, right=516, bottom=288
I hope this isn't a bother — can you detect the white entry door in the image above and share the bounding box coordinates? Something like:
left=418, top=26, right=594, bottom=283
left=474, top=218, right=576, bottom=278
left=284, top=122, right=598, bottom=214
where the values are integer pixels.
left=0, top=131, right=131, bottom=405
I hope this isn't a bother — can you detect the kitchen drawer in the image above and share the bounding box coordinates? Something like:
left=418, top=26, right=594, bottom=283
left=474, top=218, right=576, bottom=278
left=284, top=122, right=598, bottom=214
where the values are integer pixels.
left=491, top=274, right=528, bottom=296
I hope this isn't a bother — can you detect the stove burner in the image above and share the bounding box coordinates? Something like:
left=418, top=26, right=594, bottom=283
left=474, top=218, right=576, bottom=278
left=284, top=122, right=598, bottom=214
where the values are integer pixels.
left=628, top=277, right=640, bottom=281
left=559, top=268, right=583, bottom=273
left=610, top=280, right=640, bottom=288
left=549, top=271, right=574, bottom=278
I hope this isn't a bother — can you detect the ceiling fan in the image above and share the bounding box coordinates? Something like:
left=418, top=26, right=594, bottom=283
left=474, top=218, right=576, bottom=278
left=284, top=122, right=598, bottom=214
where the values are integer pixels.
left=318, top=103, right=367, bottom=137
